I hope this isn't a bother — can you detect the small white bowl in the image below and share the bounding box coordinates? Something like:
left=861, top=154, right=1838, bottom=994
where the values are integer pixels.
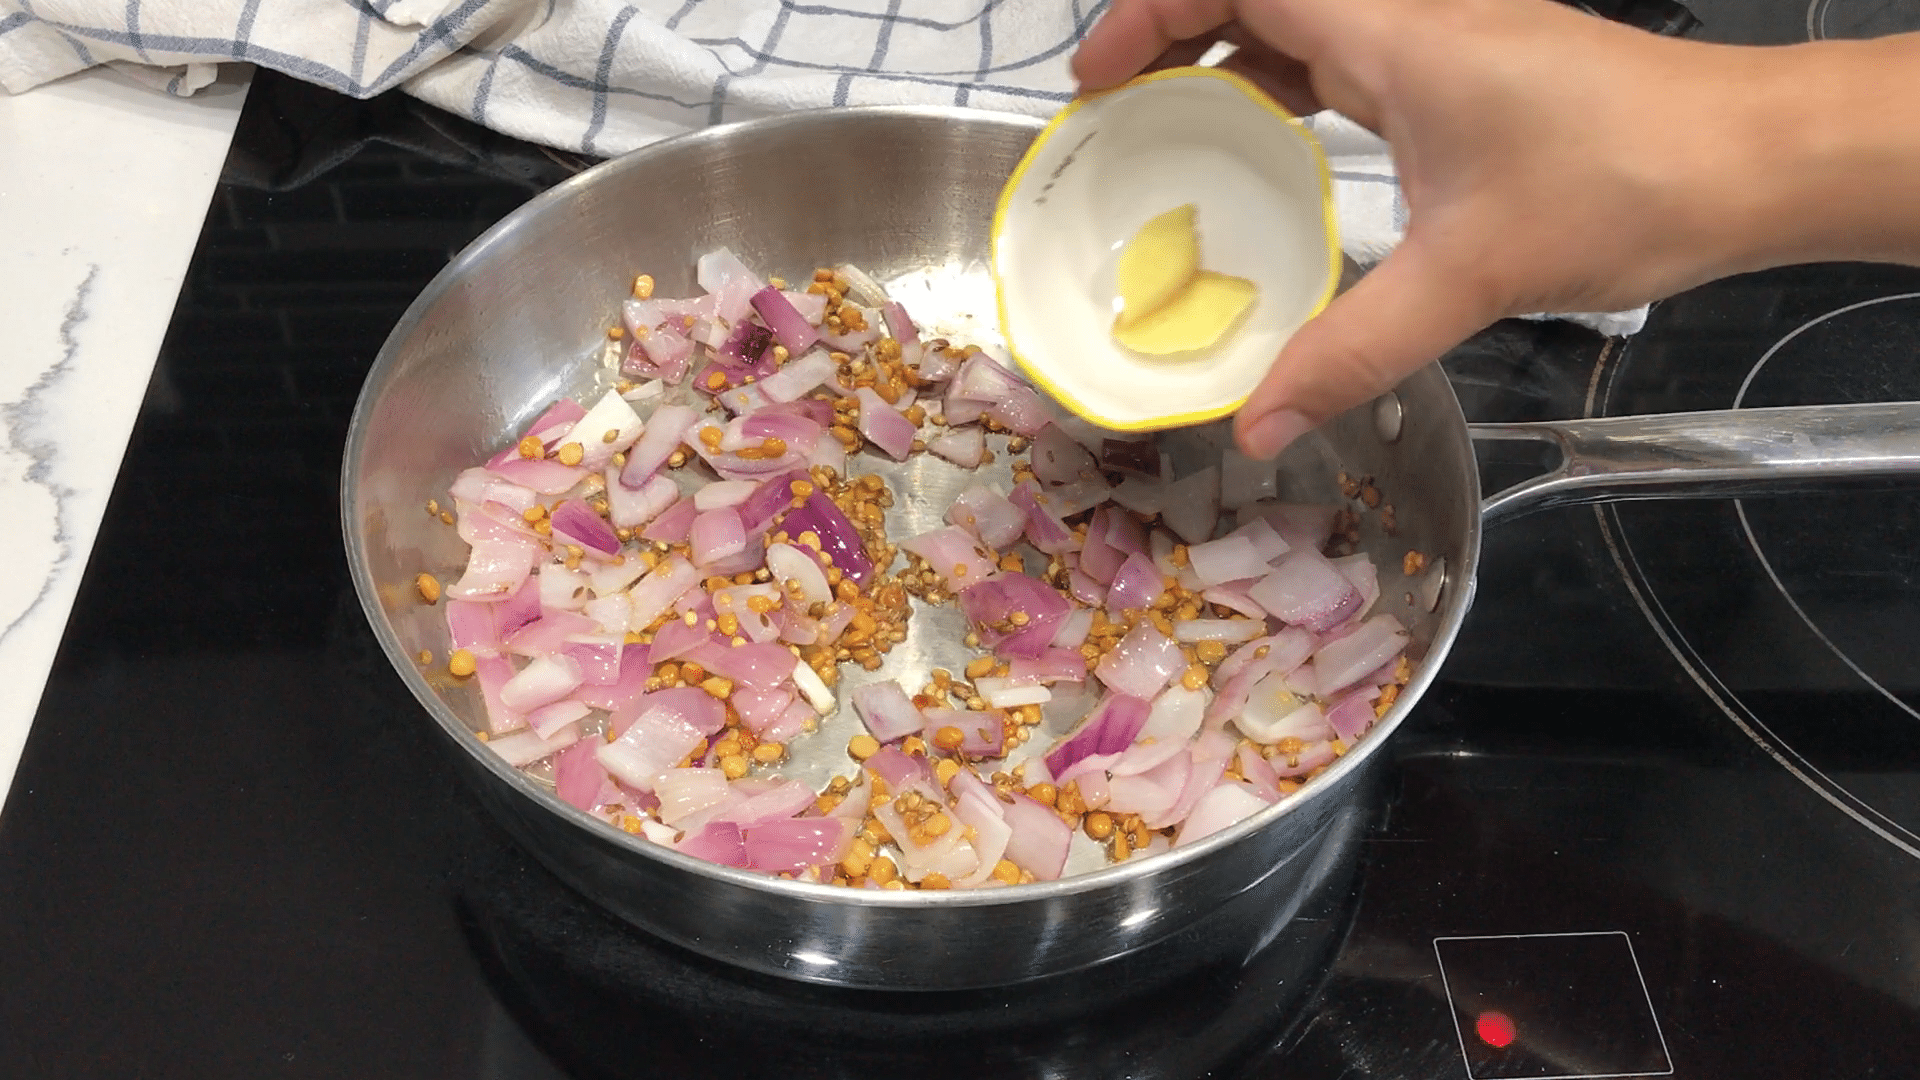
left=992, top=67, right=1341, bottom=432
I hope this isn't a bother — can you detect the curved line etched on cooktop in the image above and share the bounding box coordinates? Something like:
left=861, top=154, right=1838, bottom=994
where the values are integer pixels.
left=1592, top=313, right=1920, bottom=861
left=1732, top=293, right=1920, bottom=726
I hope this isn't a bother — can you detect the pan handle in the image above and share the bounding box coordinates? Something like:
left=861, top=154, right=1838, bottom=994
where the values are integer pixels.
left=1470, top=402, right=1920, bottom=523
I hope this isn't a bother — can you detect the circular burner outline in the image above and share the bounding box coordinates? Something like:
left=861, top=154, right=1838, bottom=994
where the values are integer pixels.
left=1733, top=293, right=1920, bottom=731
left=1805, top=0, right=1918, bottom=39
left=1589, top=308, right=1920, bottom=861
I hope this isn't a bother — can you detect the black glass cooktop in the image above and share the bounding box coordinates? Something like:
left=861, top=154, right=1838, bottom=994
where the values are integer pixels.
left=6, top=3, right=1920, bottom=1074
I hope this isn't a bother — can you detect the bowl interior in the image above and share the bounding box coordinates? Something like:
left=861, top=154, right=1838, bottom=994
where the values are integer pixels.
left=993, top=69, right=1340, bottom=431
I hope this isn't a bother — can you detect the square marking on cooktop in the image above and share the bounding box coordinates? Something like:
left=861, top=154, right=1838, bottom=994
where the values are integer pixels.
left=1432, top=932, right=1673, bottom=1080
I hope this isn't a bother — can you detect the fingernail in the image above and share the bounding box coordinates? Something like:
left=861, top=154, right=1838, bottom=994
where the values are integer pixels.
left=1240, top=409, right=1313, bottom=461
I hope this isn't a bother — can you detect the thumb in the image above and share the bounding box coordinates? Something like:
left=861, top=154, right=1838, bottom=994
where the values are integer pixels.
left=1233, top=239, right=1495, bottom=459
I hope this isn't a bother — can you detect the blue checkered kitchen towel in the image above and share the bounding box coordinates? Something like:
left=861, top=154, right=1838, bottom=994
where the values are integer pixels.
left=0, top=0, right=1644, bottom=336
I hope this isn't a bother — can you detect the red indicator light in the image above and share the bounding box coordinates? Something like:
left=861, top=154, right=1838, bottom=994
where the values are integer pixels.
left=1476, top=1010, right=1517, bottom=1049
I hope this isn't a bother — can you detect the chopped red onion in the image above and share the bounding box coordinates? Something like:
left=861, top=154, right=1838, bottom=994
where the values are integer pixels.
left=745, top=817, right=853, bottom=874
left=690, top=506, right=747, bottom=569
left=447, top=533, right=541, bottom=600
left=758, top=347, right=836, bottom=402
left=449, top=467, right=538, bottom=515
left=485, top=455, right=590, bottom=495
left=620, top=403, right=699, bottom=487
left=1105, top=551, right=1166, bottom=615
left=1067, top=569, right=1106, bottom=607
left=927, top=427, right=986, bottom=468
left=778, top=493, right=873, bottom=583
left=782, top=290, right=828, bottom=324
left=958, top=572, right=1070, bottom=659
left=1005, top=648, right=1088, bottom=685
left=1109, top=473, right=1168, bottom=516
left=1105, top=751, right=1188, bottom=819
left=626, top=554, right=697, bottom=629
left=606, top=471, right=679, bottom=529
left=694, top=480, right=758, bottom=511
left=504, top=610, right=597, bottom=655
left=596, top=707, right=706, bottom=793
left=923, top=707, right=1007, bottom=757
left=970, top=679, right=1051, bottom=709
left=654, top=768, right=733, bottom=826
left=1175, top=782, right=1269, bottom=847
left=1271, top=740, right=1338, bottom=778
left=646, top=615, right=711, bottom=665
left=1010, top=481, right=1075, bottom=554
left=627, top=324, right=695, bottom=384
left=676, top=821, right=749, bottom=867
left=550, top=499, right=620, bottom=556
left=500, top=653, right=584, bottom=713
left=1330, top=553, right=1381, bottom=624
left=553, top=739, right=610, bottom=811
left=1227, top=517, right=1292, bottom=562
left=689, top=641, right=803, bottom=691
left=1326, top=692, right=1379, bottom=742
left=736, top=469, right=808, bottom=534
left=1173, top=618, right=1267, bottom=644
left=1236, top=683, right=1332, bottom=745
left=864, top=745, right=934, bottom=790
left=1049, top=607, right=1094, bottom=649
left=1043, top=692, right=1151, bottom=778
left=851, top=681, right=925, bottom=743
left=1237, top=502, right=1339, bottom=551
left=952, top=792, right=1013, bottom=887
left=1311, top=615, right=1409, bottom=696
left=1248, top=548, right=1363, bottom=632
left=854, top=386, right=917, bottom=461
left=902, top=526, right=998, bottom=588
left=1001, top=793, right=1071, bottom=881
left=832, top=262, right=889, bottom=306
left=732, top=685, right=799, bottom=735
left=750, top=286, right=821, bottom=353
left=488, top=722, right=581, bottom=767
left=446, top=599, right=501, bottom=655
left=641, top=496, right=697, bottom=544
left=947, top=485, right=1024, bottom=551
left=1094, top=622, right=1184, bottom=699
left=1139, top=684, right=1207, bottom=743
left=696, top=248, right=765, bottom=323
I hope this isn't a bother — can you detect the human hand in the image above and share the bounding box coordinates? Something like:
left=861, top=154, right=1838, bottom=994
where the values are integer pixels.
left=1073, top=0, right=1799, bottom=458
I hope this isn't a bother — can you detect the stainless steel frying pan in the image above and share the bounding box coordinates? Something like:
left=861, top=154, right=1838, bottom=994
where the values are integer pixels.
left=344, top=107, right=1920, bottom=990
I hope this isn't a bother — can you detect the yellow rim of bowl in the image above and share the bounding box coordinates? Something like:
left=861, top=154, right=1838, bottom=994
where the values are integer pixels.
left=990, top=65, right=1343, bottom=433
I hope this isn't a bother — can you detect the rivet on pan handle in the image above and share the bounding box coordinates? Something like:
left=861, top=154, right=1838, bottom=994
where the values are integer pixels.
left=1470, top=401, right=1920, bottom=523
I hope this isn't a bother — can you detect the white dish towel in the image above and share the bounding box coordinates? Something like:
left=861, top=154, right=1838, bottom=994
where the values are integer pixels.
left=0, top=0, right=1644, bottom=335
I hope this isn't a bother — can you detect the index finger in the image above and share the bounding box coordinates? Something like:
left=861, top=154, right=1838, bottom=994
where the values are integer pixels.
left=1071, top=0, right=1241, bottom=92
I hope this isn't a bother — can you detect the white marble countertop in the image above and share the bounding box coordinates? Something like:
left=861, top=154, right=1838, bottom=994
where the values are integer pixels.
left=0, top=65, right=250, bottom=812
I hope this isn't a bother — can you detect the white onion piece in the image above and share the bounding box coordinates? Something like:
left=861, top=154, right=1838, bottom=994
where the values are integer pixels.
left=760, top=347, right=836, bottom=402
left=655, top=768, right=733, bottom=826
left=1187, top=535, right=1269, bottom=587
left=1219, top=450, right=1278, bottom=509
left=538, top=564, right=590, bottom=611
left=1050, top=606, right=1094, bottom=650
left=792, top=658, right=836, bottom=714
left=487, top=722, right=581, bottom=767
left=1175, top=783, right=1270, bottom=847
left=694, top=480, right=758, bottom=511
left=527, top=699, right=590, bottom=739
left=953, top=793, right=1014, bottom=888
left=621, top=380, right=665, bottom=403
left=561, top=389, right=644, bottom=471
left=1173, top=618, right=1267, bottom=643
left=583, top=592, right=630, bottom=636
left=500, top=654, right=584, bottom=713
left=928, top=427, right=986, bottom=468
left=1227, top=517, right=1291, bottom=562
left=597, top=708, right=706, bottom=793
left=832, top=262, right=890, bottom=307
left=1234, top=684, right=1332, bottom=745
left=1312, top=615, right=1409, bottom=695
left=1161, top=467, right=1221, bottom=544
left=627, top=554, right=698, bottom=630
left=1110, top=473, right=1168, bottom=516
left=973, top=677, right=1051, bottom=708
left=606, top=471, right=679, bottom=529
left=766, top=543, right=832, bottom=605
left=588, top=555, right=648, bottom=598
left=1416, top=557, right=1447, bottom=612
left=1139, top=684, right=1207, bottom=743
